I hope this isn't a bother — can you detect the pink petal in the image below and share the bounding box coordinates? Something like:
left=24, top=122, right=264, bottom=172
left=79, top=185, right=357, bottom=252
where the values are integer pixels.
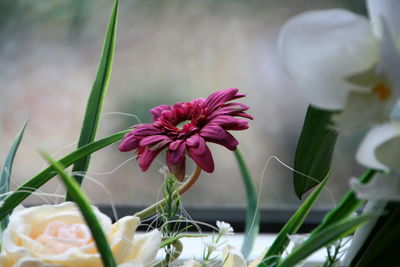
left=118, top=135, right=141, bottom=152
left=200, top=124, right=239, bottom=150
left=188, top=144, right=214, bottom=173
left=209, top=115, right=249, bottom=130
left=167, top=140, right=186, bottom=181
left=150, top=105, right=171, bottom=121
left=186, top=134, right=206, bottom=155
left=133, top=125, right=163, bottom=136
left=204, top=88, right=243, bottom=111
left=138, top=149, right=162, bottom=171
left=139, top=135, right=171, bottom=147
left=208, top=103, right=252, bottom=120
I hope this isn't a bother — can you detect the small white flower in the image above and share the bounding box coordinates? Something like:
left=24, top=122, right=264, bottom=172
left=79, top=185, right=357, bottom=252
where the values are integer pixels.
left=158, top=166, right=170, bottom=177
left=216, top=221, right=234, bottom=236
left=203, top=240, right=218, bottom=254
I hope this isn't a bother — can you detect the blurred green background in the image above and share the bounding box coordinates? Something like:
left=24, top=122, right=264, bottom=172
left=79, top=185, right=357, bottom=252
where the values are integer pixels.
left=0, top=0, right=367, bottom=210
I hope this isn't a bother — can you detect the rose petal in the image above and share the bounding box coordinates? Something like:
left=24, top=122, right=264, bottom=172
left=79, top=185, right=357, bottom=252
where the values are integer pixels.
left=222, top=245, right=246, bottom=267
left=124, top=230, right=161, bottom=264
left=110, top=216, right=140, bottom=262
left=278, top=9, right=378, bottom=110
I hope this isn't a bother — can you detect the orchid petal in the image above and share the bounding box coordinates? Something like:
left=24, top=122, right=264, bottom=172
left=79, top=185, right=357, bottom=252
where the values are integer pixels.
left=278, top=9, right=378, bottom=110
left=333, top=91, right=392, bottom=131
left=351, top=174, right=400, bottom=201
left=367, top=0, right=400, bottom=42
left=356, top=122, right=400, bottom=172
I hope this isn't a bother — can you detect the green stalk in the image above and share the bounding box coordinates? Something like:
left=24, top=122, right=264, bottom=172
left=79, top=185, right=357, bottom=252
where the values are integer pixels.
left=0, top=130, right=129, bottom=221
left=41, top=151, right=116, bottom=267
left=135, top=165, right=201, bottom=219
left=311, top=169, right=376, bottom=236
left=233, top=149, right=260, bottom=259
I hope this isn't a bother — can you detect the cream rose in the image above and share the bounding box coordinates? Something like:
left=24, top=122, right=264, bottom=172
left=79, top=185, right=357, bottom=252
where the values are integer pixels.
left=0, top=202, right=161, bottom=267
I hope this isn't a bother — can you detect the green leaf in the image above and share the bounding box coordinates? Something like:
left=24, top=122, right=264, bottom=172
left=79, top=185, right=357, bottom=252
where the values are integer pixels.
left=311, top=169, right=376, bottom=236
left=0, top=120, right=27, bottom=232
left=258, top=173, right=330, bottom=267
left=349, top=202, right=400, bottom=267
left=70, top=0, right=118, bottom=189
left=277, top=214, right=377, bottom=267
left=0, top=129, right=129, bottom=221
left=233, top=149, right=260, bottom=259
left=294, top=105, right=338, bottom=199
left=40, top=151, right=116, bottom=267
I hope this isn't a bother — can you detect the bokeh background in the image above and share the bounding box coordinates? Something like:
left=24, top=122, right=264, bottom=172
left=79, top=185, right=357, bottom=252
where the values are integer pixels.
left=0, top=0, right=367, bottom=210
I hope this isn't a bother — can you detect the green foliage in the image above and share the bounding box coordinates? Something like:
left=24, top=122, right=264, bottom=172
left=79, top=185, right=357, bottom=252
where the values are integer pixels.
left=350, top=203, right=400, bottom=267
left=40, top=151, right=116, bottom=267
left=293, top=105, right=338, bottom=199
left=159, top=173, right=186, bottom=264
left=311, top=169, right=376, bottom=236
left=233, top=149, right=260, bottom=259
left=258, top=173, right=330, bottom=267
left=69, top=0, right=119, bottom=191
left=277, top=214, right=377, bottom=267
left=322, top=239, right=351, bottom=267
left=0, top=120, right=27, bottom=233
left=0, top=130, right=129, bottom=221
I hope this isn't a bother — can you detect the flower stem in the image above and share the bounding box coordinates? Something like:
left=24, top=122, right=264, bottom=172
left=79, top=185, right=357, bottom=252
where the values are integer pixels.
left=134, top=165, right=202, bottom=219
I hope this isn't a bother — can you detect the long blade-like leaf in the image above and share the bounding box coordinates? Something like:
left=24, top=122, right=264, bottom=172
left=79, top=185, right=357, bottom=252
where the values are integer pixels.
left=0, top=129, right=129, bottom=220
left=349, top=203, right=400, bottom=267
left=234, top=149, right=260, bottom=259
left=277, top=214, right=377, bottom=267
left=70, top=0, right=118, bottom=188
left=294, top=105, right=338, bottom=199
left=0, top=120, right=27, bottom=231
left=311, top=169, right=376, bottom=236
left=40, top=151, right=116, bottom=267
left=258, top=173, right=330, bottom=267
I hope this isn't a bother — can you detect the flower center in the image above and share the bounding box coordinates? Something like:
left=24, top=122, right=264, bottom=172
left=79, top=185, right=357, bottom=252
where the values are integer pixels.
left=176, top=119, right=192, bottom=130
left=373, top=83, right=391, bottom=101
left=35, top=221, right=93, bottom=254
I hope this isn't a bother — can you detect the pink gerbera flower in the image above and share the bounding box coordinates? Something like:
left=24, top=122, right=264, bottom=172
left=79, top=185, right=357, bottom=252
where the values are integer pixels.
left=119, top=88, right=253, bottom=180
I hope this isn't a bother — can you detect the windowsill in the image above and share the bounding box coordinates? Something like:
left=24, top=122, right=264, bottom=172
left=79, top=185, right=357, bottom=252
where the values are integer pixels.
left=167, top=233, right=331, bottom=266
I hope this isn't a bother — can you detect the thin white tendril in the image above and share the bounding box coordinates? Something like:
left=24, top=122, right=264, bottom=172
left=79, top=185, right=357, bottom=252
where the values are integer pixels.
left=101, top=111, right=142, bottom=124
left=241, top=155, right=336, bottom=251
left=0, top=190, right=65, bottom=206
left=84, top=155, right=138, bottom=175
left=39, top=140, right=78, bottom=170
left=9, top=178, right=61, bottom=205
left=71, top=172, right=119, bottom=221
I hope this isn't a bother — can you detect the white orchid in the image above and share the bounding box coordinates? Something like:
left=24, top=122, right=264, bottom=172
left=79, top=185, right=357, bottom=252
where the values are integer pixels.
left=278, top=0, right=400, bottom=176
